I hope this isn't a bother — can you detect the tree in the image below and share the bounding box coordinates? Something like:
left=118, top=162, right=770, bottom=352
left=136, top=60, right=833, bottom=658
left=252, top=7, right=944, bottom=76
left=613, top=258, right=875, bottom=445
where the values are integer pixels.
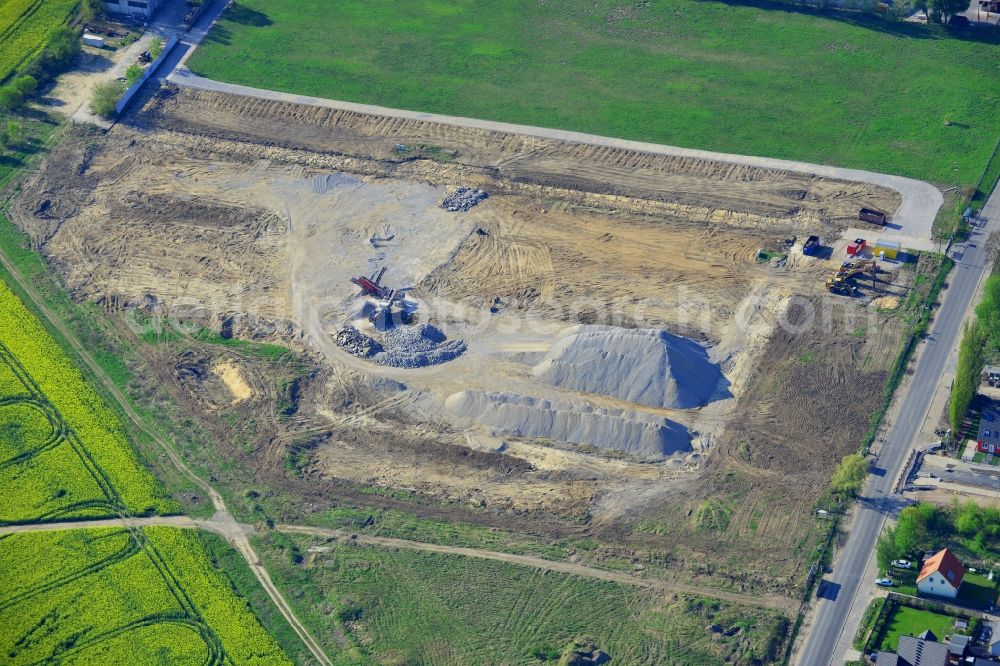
left=0, top=86, right=24, bottom=112
left=976, top=276, right=1000, bottom=352
left=30, top=26, right=81, bottom=81
left=877, top=526, right=900, bottom=573
left=929, top=0, right=969, bottom=21
left=13, top=75, right=37, bottom=97
left=950, top=319, right=985, bottom=433
left=90, top=80, right=125, bottom=120
left=831, top=453, right=869, bottom=496
left=895, top=502, right=950, bottom=556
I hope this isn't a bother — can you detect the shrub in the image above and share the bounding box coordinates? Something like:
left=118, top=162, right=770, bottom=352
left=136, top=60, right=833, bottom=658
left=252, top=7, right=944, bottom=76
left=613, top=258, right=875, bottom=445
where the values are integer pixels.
left=832, top=453, right=869, bottom=496
left=0, top=86, right=24, bottom=112
left=13, top=75, right=37, bottom=97
left=90, top=80, right=125, bottom=119
left=125, top=63, right=144, bottom=85
left=149, top=36, right=165, bottom=59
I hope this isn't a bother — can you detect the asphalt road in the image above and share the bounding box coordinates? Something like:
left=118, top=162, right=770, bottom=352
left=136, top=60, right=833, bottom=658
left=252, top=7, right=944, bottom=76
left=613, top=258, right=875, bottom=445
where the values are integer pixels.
left=797, top=189, right=1000, bottom=664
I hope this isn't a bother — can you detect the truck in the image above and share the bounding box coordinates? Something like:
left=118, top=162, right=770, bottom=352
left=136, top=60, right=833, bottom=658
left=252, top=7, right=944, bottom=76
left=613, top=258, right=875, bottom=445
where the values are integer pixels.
left=847, top=238, right=866, bottom=256
left=802, top=235, right=821, bottom=257
left=859, top=208, right=887, bottom=225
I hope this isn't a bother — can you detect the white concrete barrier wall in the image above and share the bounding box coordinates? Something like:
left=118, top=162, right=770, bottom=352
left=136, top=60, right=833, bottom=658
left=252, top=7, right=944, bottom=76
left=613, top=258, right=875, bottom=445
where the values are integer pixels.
left=115, top=35, right=179, bottom=115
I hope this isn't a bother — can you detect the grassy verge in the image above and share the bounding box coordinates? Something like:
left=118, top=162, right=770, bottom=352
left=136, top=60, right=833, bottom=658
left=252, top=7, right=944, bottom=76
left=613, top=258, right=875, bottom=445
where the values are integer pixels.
left=853, top=598, right=886, bottom=650
left=188, top=0, right=1000, bottom=186
left=254, top=532, right=791, bottom=665
left=197, top=531, right=313, bottom=664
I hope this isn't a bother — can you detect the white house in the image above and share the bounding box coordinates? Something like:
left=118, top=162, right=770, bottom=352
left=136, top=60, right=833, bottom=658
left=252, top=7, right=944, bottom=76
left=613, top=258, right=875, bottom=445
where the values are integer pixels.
left=104, top=0, right=163, bottom=20
left=916, top=548, right=964, bottom=599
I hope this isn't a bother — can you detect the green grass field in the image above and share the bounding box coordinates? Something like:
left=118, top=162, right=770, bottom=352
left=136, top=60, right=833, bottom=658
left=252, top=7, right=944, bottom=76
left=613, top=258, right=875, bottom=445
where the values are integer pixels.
left=257, top=533, right=790, bottom=665
left=187, top=0, right=1000, bottom=186
left=0, top=527, right=289, bottom=664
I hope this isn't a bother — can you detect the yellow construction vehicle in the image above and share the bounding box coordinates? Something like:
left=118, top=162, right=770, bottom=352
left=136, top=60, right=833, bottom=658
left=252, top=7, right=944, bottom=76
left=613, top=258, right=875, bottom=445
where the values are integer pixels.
left=826, top=259, right=877, bottom=295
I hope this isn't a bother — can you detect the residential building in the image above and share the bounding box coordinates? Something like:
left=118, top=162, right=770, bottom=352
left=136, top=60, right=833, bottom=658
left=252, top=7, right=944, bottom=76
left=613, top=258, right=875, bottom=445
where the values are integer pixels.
left=875, top=635, right=950, bottom=666
left=948, top=633, right=970, bottom=662
left=104, top=0, right=163, bottom=20
left=978, top=407, right=1000, bottom=454
left=917, top=548, right=965, bottom=599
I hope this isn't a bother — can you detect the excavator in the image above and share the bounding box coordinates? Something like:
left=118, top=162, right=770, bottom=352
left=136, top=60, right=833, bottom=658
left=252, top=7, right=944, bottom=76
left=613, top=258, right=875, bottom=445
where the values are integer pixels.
left=826, top=259, right=877, bottom=295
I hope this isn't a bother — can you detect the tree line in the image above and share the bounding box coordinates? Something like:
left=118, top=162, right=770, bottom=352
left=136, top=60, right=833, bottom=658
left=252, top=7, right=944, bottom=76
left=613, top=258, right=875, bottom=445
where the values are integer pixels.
left=877, top=501, right=1000, bottom=571
left=950, top=276, right=1000, bottom=433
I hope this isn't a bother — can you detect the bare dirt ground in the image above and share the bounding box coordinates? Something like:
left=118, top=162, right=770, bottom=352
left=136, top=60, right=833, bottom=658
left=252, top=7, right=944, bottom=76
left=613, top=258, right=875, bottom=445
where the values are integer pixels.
left=9, top=84, right=922, bottom=596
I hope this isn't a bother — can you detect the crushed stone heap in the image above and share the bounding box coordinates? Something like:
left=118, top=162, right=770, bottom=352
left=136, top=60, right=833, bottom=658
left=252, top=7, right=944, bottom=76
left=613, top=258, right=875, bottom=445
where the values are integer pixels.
left=532, top=325, right=728, bottom=409
left=445, top=390, right=692, bottom=458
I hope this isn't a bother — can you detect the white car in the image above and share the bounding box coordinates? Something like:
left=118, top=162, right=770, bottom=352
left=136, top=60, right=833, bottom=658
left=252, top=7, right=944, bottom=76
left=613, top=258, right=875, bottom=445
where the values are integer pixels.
left=892, top=559, right=912, bottom=569
left=876, top=577, right=894, bottom=587
left=913, top=10, right=928, bottom=22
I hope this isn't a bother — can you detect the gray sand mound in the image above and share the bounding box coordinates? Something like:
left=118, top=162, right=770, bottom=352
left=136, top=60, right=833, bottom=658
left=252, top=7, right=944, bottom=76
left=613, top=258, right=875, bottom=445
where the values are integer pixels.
left=532, top=325, right=727, bottom=409
left=445, top=390, right=691, bottom=458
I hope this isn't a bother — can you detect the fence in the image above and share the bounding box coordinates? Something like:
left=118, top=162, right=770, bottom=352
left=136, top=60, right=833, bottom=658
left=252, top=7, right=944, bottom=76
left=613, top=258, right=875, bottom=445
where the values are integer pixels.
left=115, top=35, right=179, bottom=116
left=886, top=591, right=986, bottom=619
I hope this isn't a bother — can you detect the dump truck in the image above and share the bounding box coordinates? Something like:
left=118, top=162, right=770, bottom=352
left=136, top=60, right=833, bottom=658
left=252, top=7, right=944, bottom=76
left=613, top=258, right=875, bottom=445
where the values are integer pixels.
left=802, top=235, right=821, bottom=257
left=847, top=238, right=866, bottom=257
left=859, top=208, right=887, bottom=225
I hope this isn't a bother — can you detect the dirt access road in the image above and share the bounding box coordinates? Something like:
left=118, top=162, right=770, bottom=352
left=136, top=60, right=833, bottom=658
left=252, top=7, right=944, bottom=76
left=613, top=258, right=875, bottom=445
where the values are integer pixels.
left=0, top=516, right=797, bottom=614
left=165, top=68, right=942, bottom=251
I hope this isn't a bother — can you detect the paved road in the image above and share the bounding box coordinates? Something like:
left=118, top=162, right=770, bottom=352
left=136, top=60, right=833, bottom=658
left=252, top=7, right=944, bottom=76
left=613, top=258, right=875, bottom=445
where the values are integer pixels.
left=797, top=188, right=1000, bottom=664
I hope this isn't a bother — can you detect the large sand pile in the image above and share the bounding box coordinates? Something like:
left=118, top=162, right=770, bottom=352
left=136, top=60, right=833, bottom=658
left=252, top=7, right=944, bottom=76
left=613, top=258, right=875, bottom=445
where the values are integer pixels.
left=445, top=390, right=692, bottom=458
left=532, top=325, right=728, bottom=409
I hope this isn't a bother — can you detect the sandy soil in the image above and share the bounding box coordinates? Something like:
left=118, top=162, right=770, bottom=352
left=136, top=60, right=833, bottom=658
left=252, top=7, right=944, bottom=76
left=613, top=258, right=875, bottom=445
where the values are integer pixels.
left=212, top=360, right=252, bottom=404
left=8, top=84, right=924, bottom=593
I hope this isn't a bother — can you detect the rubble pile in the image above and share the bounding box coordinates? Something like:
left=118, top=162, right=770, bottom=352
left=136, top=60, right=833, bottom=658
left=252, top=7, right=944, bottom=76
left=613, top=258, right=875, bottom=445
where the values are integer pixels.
left=334, top=326, right=383, bottom=358
left=334, top=323, right=465, bottom=368
left=374, top=323, right=466, bottom=368
left=441, top=187, right=488, bottom=212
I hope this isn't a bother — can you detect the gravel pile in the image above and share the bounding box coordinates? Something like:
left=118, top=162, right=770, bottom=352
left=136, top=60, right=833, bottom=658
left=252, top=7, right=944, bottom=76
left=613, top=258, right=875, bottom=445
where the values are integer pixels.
left=334, top=326, right=383, bottom=357
left=373, top=324, right=466, bottom=368
left=533, top=325, right=729, bottom=409
left=334, top=324, right=465, bottom=368
left=441, top=188, right=488, bottom=212
left=445, top=390, right=692, bottom=458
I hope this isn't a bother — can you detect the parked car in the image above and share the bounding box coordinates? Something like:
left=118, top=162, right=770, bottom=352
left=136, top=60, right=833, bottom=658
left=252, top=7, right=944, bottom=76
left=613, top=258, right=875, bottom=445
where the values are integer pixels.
left=876, top=577, right=894, bottom=587
left=913, top=10, right=928, bottom=21
left=892, top=559, right=912, bottom=569
left=948, top=14, right=971, bottom=27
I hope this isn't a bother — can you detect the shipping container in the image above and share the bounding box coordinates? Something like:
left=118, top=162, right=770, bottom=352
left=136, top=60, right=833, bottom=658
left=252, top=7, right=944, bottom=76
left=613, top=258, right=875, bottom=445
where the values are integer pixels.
left=874, top=239, right=900, bottom=260
left=859, top=208, right=887, bottom=225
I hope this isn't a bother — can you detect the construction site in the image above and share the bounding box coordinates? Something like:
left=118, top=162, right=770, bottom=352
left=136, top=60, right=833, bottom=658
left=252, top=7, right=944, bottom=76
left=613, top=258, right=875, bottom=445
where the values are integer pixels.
left=9, top=82, right=936, bottom=596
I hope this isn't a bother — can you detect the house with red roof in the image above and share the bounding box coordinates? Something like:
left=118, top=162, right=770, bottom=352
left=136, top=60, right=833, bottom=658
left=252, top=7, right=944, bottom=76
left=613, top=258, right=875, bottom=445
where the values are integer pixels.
left=916, top=548, right=964, bottom=599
